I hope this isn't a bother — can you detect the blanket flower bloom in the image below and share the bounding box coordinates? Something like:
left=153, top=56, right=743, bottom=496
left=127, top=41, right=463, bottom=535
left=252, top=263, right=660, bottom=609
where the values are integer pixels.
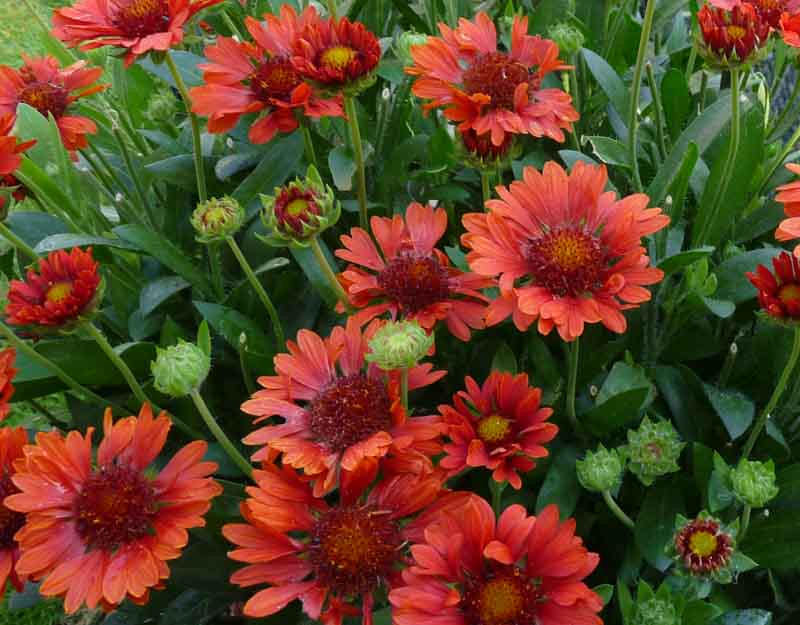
left=5, top=405, right=221, bottom=613
left=389, top=497, right=603, bottom=625
left=240, top=318, right=445, bottom=496
left=0, top=55, right=104, bottom=152
left=0, top=426, right=27, bottom=594
left=708, top=0, right=800, bottom=29
left=0, top=348, right=17, bottom=421
left=406, top=12, right=578, bottom=146
left=746, top=251, right=800, bottom=322
left=52, top=0, right=224, bottom=66
left=223, top=465, right=442, bottom=623
left=462, top=162, right=669, bottom=341
left=190, top=5, right=344, bottom=144
left=697, top=3, right=769, bottom=66
left=673, top=514, right=734, bottom=579
left=439, top=371, right=557, bottom=489
left=5, top=247, right=101, bottom=330
left=775, top=163, right=800, bottom=255
left=0, top=113, right=35, bottom=212
left=335, top=202, right=491, bottom=341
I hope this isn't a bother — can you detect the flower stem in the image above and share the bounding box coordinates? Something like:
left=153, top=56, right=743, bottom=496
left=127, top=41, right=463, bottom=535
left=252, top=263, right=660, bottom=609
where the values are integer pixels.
left=325, top=0, right=337, bottom=18
left=566, top=337, right=580, bottom=432
left=309, top=235, right=350, bottom=309
left=740, top=504, right=752, bottom=542
left=480, top=170, right=492, bottom=205
left=112, top=127, right=155, bottom=229
left=344, top=96, right=369, bottom=229
left=627, top=0, right=656, bottom=193
left=209, top=241, right=225, bottom=301
left=400, top=368, right=409, bottom=411
left=189, top=389, right=253, bottom=478
left=645, top=62, right=667, bottom=161
left=300, top=122, right=318, bottom=169
left=602, top=490, right=635, bottom=530
left=165, top=51, right=207, bottom=203
left=741, top=325, right=800, bottom=459
left=226, top=236, right=284, bottom=347
left=489, top=479, right=507, bottom=517
left=0, top=221, right=38, bottom=263
left=83, top=322, right=151, bottom=407
left=444, top=0, right=458, bottom=26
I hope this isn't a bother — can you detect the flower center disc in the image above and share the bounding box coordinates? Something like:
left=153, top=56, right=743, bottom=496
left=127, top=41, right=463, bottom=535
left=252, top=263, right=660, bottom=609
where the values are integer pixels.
left=19, top=82, right=69, bottom=119
left=274, top=187, right=319, bottom=235
left=727, top=25, right=747, bottom=40
left=476, top=414, right=514, bottom=447
left=251, top=57, right=302, bottom=102
left=286, top=198, right=309, bottom=216
left=689, top=530, right=718, bottom=558
left=319, top=45, right=359, bottom=72
left=74, top=464, right=158, bottom=551
left=112, top=0, right=170, bottom=38
left=377, top=252, right=452, bottom=312
left=308, top=373, right=392, bottom=453
left=45, top=281, right=74, bottom=303
left=462, top=52, right=532, bottom=110
left=778, top=283, right=800, bottom=304
left=0, top=473, right=25, bottom=549
left=523, top=228, right=606, bottom=297
left=463, top=567, right=541, bottom=625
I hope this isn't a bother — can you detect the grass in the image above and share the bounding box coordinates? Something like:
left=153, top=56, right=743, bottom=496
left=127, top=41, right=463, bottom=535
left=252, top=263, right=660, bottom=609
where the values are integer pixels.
left=0, top=0, right=68, bottom=65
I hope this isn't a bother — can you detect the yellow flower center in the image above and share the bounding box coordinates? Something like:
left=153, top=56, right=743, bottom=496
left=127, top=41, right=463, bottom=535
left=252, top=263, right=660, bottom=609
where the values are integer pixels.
left=689, top=530, right=718, bottom=558
left=477, top=578, right=525, bottom=625
left=286, top=198, right=310, bottom=216
left=320, top=45, right=358, bottom=71
left=46, top=281, right=73, bottom=303
left=477, top=414, right=513, bottom=444
left=123, top=0, right=161, bottom=18
left=727, top=25, right=747, bottom=41
left=778, top=283, right=800, bottom=304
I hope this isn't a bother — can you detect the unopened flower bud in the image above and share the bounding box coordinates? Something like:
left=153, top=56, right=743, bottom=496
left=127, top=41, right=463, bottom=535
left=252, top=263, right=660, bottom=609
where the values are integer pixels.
left=366, top=320, right=433, bottom=370
left=576, top=444, right=624, bottom=493
left=547, top=23, right=585, bottom=58
left=625, top=416, right=685, bottom=486
left=632, top=598, right=679, bottom=625
left=144, top=87, right=178, bottom=124
left=730, top=458, right=779, bottom=508
left=151, top=340, right=210, bottom=397
left=191, top=197, right=244, bottom=242
left=394, top=31, right=429, bottom=66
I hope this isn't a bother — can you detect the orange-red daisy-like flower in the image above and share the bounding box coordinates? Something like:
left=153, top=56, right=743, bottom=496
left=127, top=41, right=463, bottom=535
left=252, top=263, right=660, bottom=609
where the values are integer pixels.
left=406, top=12, right=578, bottom=147
left=0, top=349, right=18, bottom=421
left=389, top=497, right=603, bottom=625
left=709, top=0, right=800, bottom=29
left=223, top=464, right=442, bottom=623
left=335, top=203, right=491, bottom=341
left=240, top=318, right=445, bottom=497
left=52, top=0, right=224, bottom=66
left=461, top=162, right=669, bottom=342
left=5, top=247, right=101, bottom=329
left=0, top=426, right=27, bottom=594
left=698, top=3, right=770, bottom=63
left=781, top=11, right=800, bottom=46
left=439, top=371, right=557, bottom=490
left=775, top=163, right=800, bottom=254
left=0, top=56, right=104, bottom=153
left=190, top=6, right=344, bottom=144
left=746, top=251, right=800, bottom=320
left=5, top=405, right=221, bottom=613
left=674, top=516, right=733, bottom=576
left=0, top=113, right=34, bottom=214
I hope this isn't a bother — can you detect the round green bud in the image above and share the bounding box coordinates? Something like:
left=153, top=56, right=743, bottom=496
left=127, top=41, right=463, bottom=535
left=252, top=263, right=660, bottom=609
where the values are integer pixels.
left=576, top=444, right=624, bottom=493
left=731, top=459, right=779, bottom=508
left=366, top=320, right=434, bottom=370
left=394, top=31, right=429, bottom=66
left=144, top=87, right=179, bottom=124
left=191, top=197, right=245, bottom=242
left=547, top=23, right=585, bottom=58
left=631, top=598, right=679, bottom=625
left=625, top=416, right=685, bottom=486
left=151, top=340, right=210, bottom=398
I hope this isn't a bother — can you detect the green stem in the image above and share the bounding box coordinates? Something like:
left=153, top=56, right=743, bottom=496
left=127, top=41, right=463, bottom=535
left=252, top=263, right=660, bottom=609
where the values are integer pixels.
left=112, top=128, right=155, bottom=228
left=490, top=479, right=507, bottom=517
left=344, top=96, right=368, bottom=229
left=309, top=235, right=350, bottom=309
left=226, top=236, right=284, bottom=347
left=0, top=221, right=38, bottom=262
left=165, top=51, right=207, bottom=202
left=221, top=8, right=246, bottom=40
left=480, top=170, right=492, bottom=205
left=602, top=490, right=635, bottom=530
left=209, top=241, right=225, bottom=301
left=400, top=368, right=409, bottom=411
left=684, top=47, right=697, bottom=82
left=645, top=62, right=667, bottom=161
left=300, top=122, right=318, bottom=169
left=83, top=322, right=151, bottom=408
left=718, top=340, right=738, bottom=388
left=699, top=71, right=709, bottom=113
left=444, top=0, right=458, bottom=26
left=628, top=0, right=657, bottom=192
left=566, top=337, right=580, bottom=432
left=742, top=326, right=800, bottom=458
left=325, top=0, right=337, bottom=18
left=740, top=504, right=752, bottom=541
left=189, top=389, right=253, bottom=478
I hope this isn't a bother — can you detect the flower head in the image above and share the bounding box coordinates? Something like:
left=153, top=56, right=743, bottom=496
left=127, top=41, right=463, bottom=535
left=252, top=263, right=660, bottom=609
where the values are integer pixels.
left=0, top=56, right=105, bottom=152
left=462, top=162, right=669, bottom=341
left=365, top=319, right=434, bottom=370
left=406, top=12, right=578, bottom=146
left=459, top=128, right=517, bottom=170
left=191, top=196, right=245, bottom=242
left=52, top=0, right=224, bottom=66
left=746, top=251, right=800, bottom=322
left=775, top=163, right=800, bottom=256
left=439, top=371, right=557, bottom=489
left=394, top=31, right=429, bottom=66
left=781, top=11, right=800, bottom=46
left=5, top=405, right=222, bottom=613
left=730, top=458, right=779, bottom=507
left=0, top=426, right=28, bottom=594
left=576, top=443, right=624, bottom=493
left=151, top=340, right=211, bottom=397
left=697, top=3, right=769, bottom=67
left=5, top=247, right=101, bottom=330
left=709, top=0, right=800, bottom=29
left=547, top=22, right=585, bottom=58
left=625, top=416, right=684, bottom=486
left=672, top=513, right=734, bottom=580
left=0, top=113, right=35, bottom=214
left=0, top=348, right=17, bottom=421
left=336, top=202, right=491, bottom=341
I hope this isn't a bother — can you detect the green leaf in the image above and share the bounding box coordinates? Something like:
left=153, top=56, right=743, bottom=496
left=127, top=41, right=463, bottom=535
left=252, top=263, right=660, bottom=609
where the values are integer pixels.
left=699, top=296, right=736, bottom=319
left=683, top=601, right=724, bottom=625
left=197, top=320, right=211, bottom=357
left=709, top=452, right=735, bottom=513
left=290, top=242, right=340, bottom=308
left=658, top=247, right=715, bottom=275
left=731, top=552, right=759, bottom=574
left=593, top=584, right=614, bottom=606
left=140, top=51, right=204, bottom=87
left=617, top=579, right=634, bottom=625
left=5, top=212, right=69, bottom=248
left=714, top=248, right=780, bottom=303
left=214, top=148, right=264, bottom=181
left=702, top=384, right=755, bottom=440
left=581, top=48, right=629, bottom=120
left=329, top=145, right=357, bottom=191
left=582, top=388, right=651, bottom=437
left=535, top=445, right=581, bottom=518
left=139, top=276, right=191, bottom=317
left=232, top=133, right=303, bottom=213
left=586, top=136, right=630, bottom=168
left=34, top=234, right=137, bottom=254
left=661, top=68, right=692, bottom=142
left=711, top=610, right=772, bottom=625
left=193, top=301, right=272, bottom=358
left=491, top=342, right=517, bottom=374
left=635, top=480, right=685, bottom=571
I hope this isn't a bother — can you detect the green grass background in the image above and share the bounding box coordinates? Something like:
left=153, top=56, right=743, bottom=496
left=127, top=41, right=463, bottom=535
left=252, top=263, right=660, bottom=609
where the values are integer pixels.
left=0, top=0, right=67, bottom=65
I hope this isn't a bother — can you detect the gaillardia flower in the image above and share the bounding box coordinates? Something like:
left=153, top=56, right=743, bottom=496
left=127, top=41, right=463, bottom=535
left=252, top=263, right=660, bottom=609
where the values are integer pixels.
left=439, top=371, right=557, bottom=489
left=746, top=251, right=800, bottom=322
left=0, top=56, right=105, bottom=153
left=709, top=0, right=800, bottom=29
left=774, top=163, right=800, bottom=256
left=191, top=196, right=245, bottom=242
left=190, top=6, right=344, bottom=144
left=52, top=0, right=224, bottom=66
left=0, top=113, right=35, bottom=212
left=0, top=426, right=27, bottom=594
left=335, top=202, right=490, bottom=341
left=240, top=318, right=445, bottom=496
left=672, top=514, right=734, bottom=581
left=0, top=348, right=17, bottom=421
left=223, top=465, right=441, bottom=622
left=781, top=12, right=800, bottom=46
left=6, top=405, right=222, bottom=613
left=5, top=247, right=101, bottom=329
left=697, top=3, right=769, bottom=67
left=389, top=497, right=603, bottom=625
left=406, top=12, right=578, bottom=146
left=459, top=128, right=517, bottom=171
left=576, top=443, right=625, bottom=493
left=462, top=162, right=669, bottom=341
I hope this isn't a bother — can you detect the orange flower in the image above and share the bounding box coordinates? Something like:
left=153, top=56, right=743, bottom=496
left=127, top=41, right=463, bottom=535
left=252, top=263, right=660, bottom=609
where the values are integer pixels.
left=781, top=11, right=800, bottom=46
left=5, top=247, right=101, bottom=329
left=5, top=405, right=221, bottom=613
left=0, top=349, right=17, bottom=421
left=461, top=162, right=669, bottom=341
left=52, top=0, right=224, bottom=66
left=775, top=163, right=800, bottom=254
left=406, top=12, right=578, bottom=147
left=335, top=203, right=491, bottom=341
left=223, top=465, right=441, bottom=622
left=0, top=426, right=27, bottom=594
left=190, top=6, right=343, bottom=144
left=746, top=251, right=800, bottom=320
left=0, top=113, right=34, bottom=213
left=240, top=318, right=445, bottom=497
left=389, top=497, right=603, bottom=625
left=439, top=371, right=557, bottom=489
left=0, top=56, right=105, bottom=153
left=697, top=3, right=769, bottom=64
left=709, top=0, right=800, bottom=29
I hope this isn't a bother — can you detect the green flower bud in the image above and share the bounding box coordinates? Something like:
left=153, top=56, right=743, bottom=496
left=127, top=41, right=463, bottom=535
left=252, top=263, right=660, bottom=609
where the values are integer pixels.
left=576, top=444, right=624, bottom=493
left=151, top=340, right=210, bottom=398
left=366, top=320, right=433, bottom=370
left=191, top=196, right=245, bottom=242
left=632, top=598, right=679, bottom=625
left=547, top=23, right=585, bottom=58
left=144, top=87, right=179, bottom=124
left=731, top=459, right=779, bottom=508
left=625, top=416, right=685, bottom=486
left=394, top=31, right=429, bottom=66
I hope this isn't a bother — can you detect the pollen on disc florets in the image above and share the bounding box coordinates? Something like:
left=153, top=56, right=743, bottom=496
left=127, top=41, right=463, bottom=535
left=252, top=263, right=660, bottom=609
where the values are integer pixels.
left=462, top=51, right=533, bottom=110
left=112, top=0, right=170, bottom=39
left=251, top=57, right=302, bottom=103
left=19, top=81, right=69, bottom=119
left=377, top=251, right=452, bottom=313
left=461, top=565, right=542, bottom=625
left=523, top=227, right=606, bottom=297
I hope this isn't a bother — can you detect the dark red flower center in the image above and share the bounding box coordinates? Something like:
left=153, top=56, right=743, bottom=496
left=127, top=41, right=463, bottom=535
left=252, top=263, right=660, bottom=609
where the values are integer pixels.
left=251, top=57, right=302, bottom=103
left=308, top=373, right=392, bottom=453
left=675, top=518, right=733, bottom=575
left=0, top=472, right=24, bottom=549
left=74, top=464, right=158, bottom=551
left=112, top=0, right=170, bottom=39
left=319, top=45, right=360, bottom=73
left=377, top=252, right=452, bottom=313
left=523, top=228, right=606, bottom=297
left=462, top=52, right=533, bottom=110
left=19, top=82, right=69, bottom=119
left=309, top=505, right=401, bottom=595
left=463, top=566, right=542, bottom=625
left=273, top=186, right=320, bottom=236
left=476, top=414, right=515, bottom=449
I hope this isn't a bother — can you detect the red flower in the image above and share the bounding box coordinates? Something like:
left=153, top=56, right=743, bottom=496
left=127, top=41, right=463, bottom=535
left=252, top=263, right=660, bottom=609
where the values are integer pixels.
left=0, top=349, right=17, bottom=421
left=698, top=3, right=769, bottom=63
left=223, top=465, right=442, bottom=622
left=0, top=113, right=34, bottom=213
left=52, top=0, right=224, bottom=66
left=5, top=405, right=222, bottom=613
left=746, top=251, right=800, bottom=320
left=406, top=12, right=578, bottom=147
left=335, top=203, right=491, bottom=341
left=461, top=162, right=669, bottom=342
left=0, top=56, right=105, bottom=153
left=781, top=11, right=800, bottom=46
left=674, top=517, right=733, bottom=575
left=775, top=163, right=800, bottom=255
left=389, top=497, right=603, bottom=625
left=240, top=318, right=445, bottom=497
left=439, top=371, right=557, bottom=489
left=5, top=247, right=101, bottom=329
left=0, top=426, right=27, bottom=594
left=190, top=6, right=343, bottom=144
left=709, top=0, right=800, bottom=29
